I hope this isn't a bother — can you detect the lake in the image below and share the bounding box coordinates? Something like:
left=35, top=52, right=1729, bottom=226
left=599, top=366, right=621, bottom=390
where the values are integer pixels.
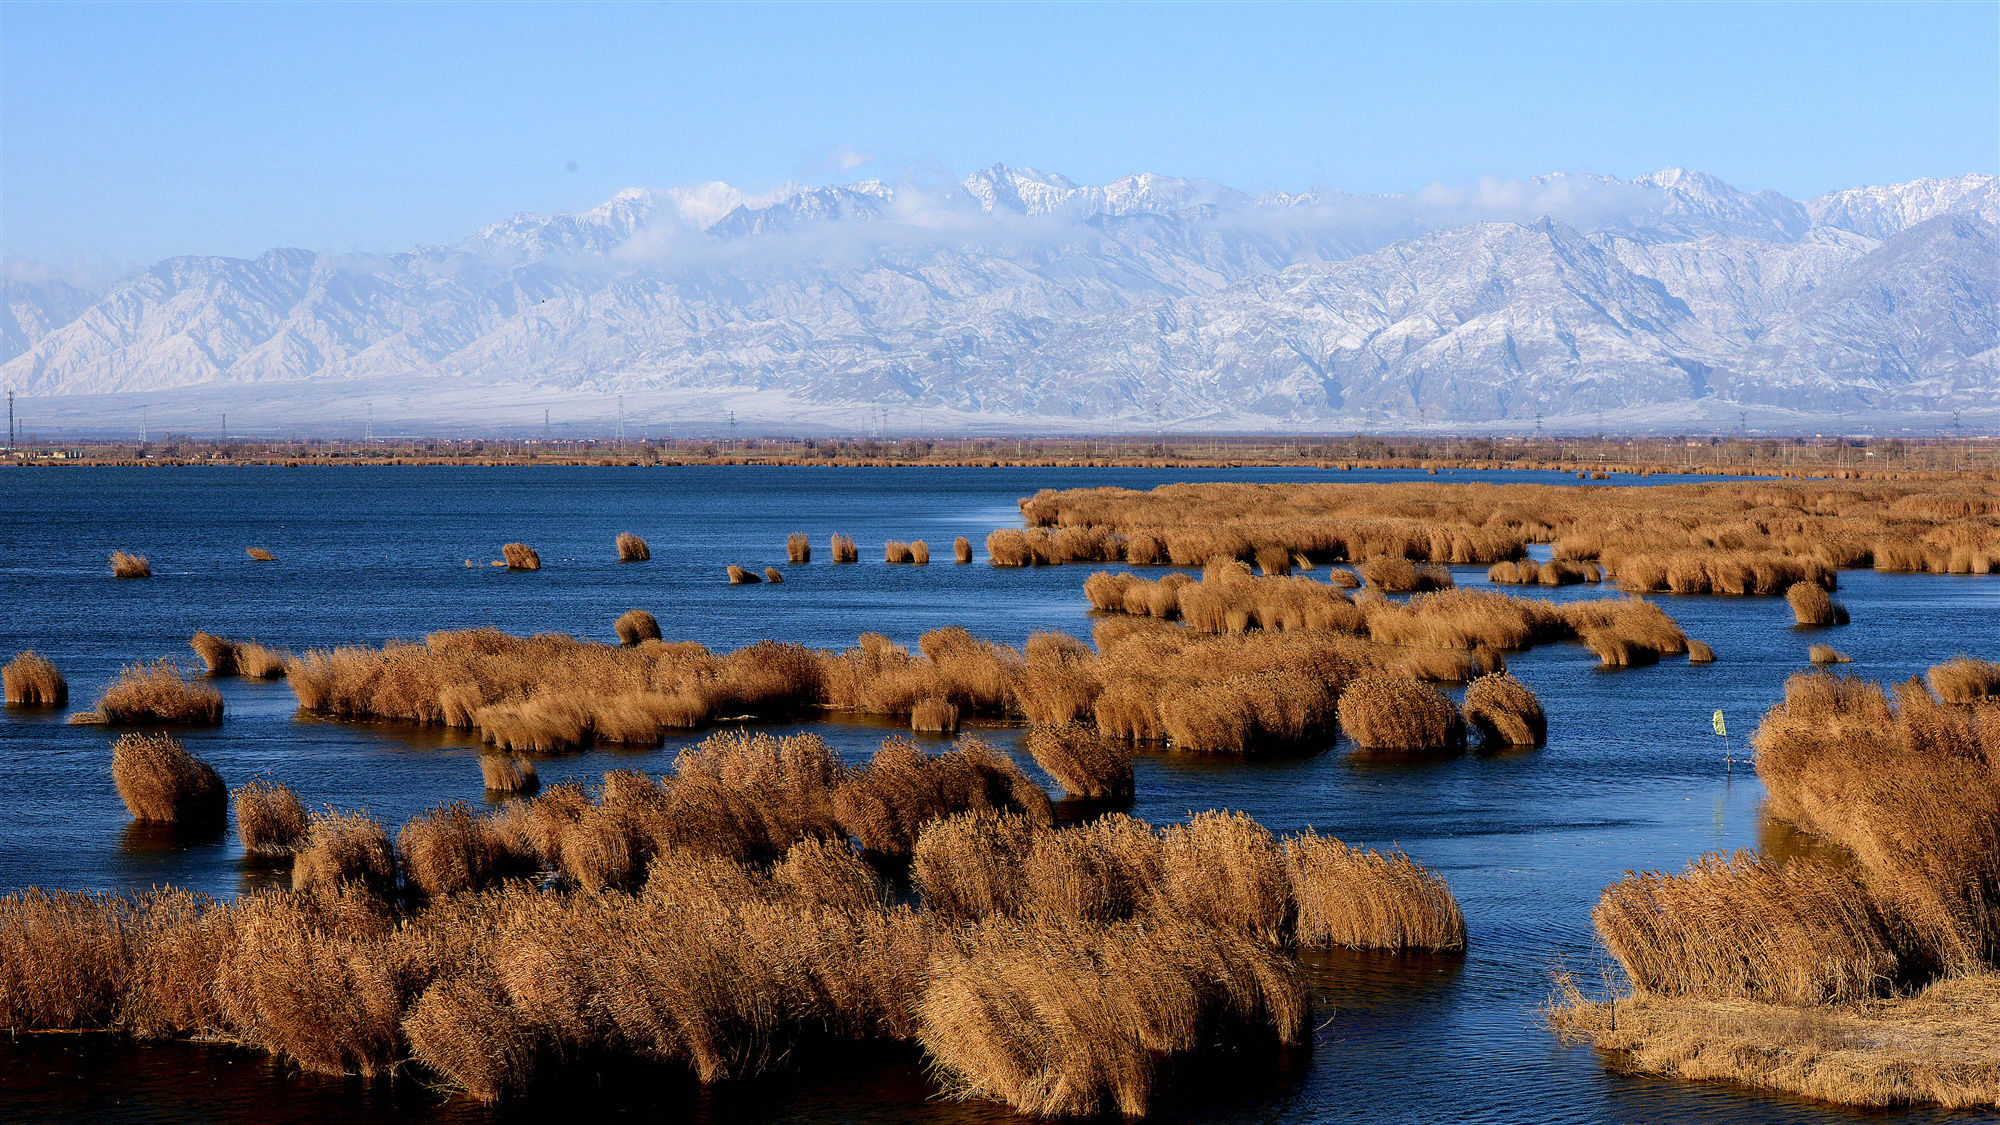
left=3, top=465, right=1997, bottom=1124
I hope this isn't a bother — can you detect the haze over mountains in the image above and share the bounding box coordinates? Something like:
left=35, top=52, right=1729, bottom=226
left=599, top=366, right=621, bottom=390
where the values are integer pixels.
left=4, top=166, right=1995, bottom=435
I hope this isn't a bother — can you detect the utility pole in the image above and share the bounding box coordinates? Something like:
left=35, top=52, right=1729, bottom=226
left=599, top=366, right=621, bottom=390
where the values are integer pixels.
left=6, top=389, right=13, bottom=450
left=544, top=409, right=551, bottom=442
left=141, top=407, right=149, bottom=445
left=365, top=404, right=374, bottom=444
left=617, top=396, right=626, bottom=446
left=727, top=410, right=737, bottom=449
left=221, top=413, right=227, bottom=442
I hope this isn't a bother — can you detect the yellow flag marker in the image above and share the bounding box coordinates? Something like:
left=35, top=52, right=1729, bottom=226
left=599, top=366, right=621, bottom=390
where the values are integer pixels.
left=1712, top=710, right=1728, bottom=737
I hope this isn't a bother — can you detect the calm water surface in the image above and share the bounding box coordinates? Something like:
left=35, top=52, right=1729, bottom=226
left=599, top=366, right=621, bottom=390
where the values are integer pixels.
left=2, top=466, right=1996, bottom=1124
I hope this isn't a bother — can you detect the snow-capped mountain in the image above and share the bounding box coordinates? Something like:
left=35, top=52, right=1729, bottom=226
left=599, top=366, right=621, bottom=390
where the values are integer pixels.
left=3, top=167, right=1994, bottom=432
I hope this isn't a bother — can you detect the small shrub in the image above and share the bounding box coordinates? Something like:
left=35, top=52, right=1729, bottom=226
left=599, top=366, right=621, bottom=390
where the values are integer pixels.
left=3, top=651, right=67, bottom=707
left=616, top=532, right=650, bottom=561
left=110, top=551, right=151, bottom=578
left=112, top=733, right=226, bottom=825
left=501, top=543, right=541, bottom=571
left=234, top=779, right=308, bottom=855
left=787, top=532, right=811, bottom=563
left=614, top=609, right=661, bottom=645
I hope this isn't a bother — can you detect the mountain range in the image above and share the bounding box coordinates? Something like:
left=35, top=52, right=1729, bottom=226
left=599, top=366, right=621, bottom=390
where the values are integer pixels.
left=3, top=165, right=1995, bottom=435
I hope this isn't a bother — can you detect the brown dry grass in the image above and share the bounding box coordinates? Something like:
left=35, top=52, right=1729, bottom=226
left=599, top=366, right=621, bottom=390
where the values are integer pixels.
left=1930, top=656, right=2000, bottom=703
left=501, top=544, right=540, bottom=571
left=1786, top=581, right=1850, bottom=626
left=885, top=540, right=913, bottom=564
left=616, top=532, right=650, bottom=562
left=190, top=631, right=237, bottom=675
left=235, top=642, right=289, bottom=678
left=4, top=651, right=67, bottom=707
left=910, top=697, right=960, bottom=734
left=1024, top=721, right=1134, bottom=801
left=787, top=532, right=810, bottom=563
left=246, top=547, right=275, bottom=561
left=479, top=755, right=539, bottom=794
left=614, top=609, right=660, bottom=646
left=910, top=540, right=930, bottom=565
left=233, top=779, right=308, bottom=855
left=1688, top=639, right=1717, bottom=663
left=1338, top=673, right=1465, bottom=752
left=110, top=551, right=151, bottom=578
left=1285, top=830, right=1465, bottom=951
left=1462, top=672, right=1546, bottom=746
left=398, top=803, right=520, bottom=898
left=726, top=565, right=761, bottom=584
left=764, top=567, right=783, bottom=583
left=1809, top=644, right=1851, bottom=665
left=291, top=811, right=398, bottom=898
left=954, top=535, right=972, bottom=564
left=92, top=660, right=224, bottom=725
left=112, top=733, right=226, bottom=825
left=1549, top=972, right=2000, bottom=1110
left=830, top=534, right=858, bottom=563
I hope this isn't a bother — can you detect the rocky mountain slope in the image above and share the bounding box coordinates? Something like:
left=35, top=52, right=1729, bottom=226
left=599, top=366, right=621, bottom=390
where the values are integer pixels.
left=4, top=166, right=1994, bottom=431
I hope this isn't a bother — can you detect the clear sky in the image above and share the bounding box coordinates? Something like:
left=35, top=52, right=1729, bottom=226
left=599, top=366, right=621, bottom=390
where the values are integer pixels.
left=3, top=0, right=1994, bottom=269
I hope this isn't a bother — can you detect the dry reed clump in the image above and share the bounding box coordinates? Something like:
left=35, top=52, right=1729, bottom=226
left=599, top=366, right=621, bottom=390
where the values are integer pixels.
left=764, top=567, right=783, bottom=583
left=616, top=532, right=650, bottom=561
left=726, top=565, right=761, bottom=584
left=233, top=779, right=308, bottom=855
left=787, top=532, right=811, bottom=563
left=190, top=631, right=238, bottom=675
left=833, top=736, right=1052, bottom=860
left=953, top=535, right=972, bottom=564
left=910, top=540, right=930, bottom=565
left=1284, top=830, right=1465, bottom=951
left=1786, top=581, right=1850, bottom=626
left=1929, top=656, right=2000, bottom=703
left=1357, top=555, right=1454, bottom=593
left=911, top=811, right=1037, bottom=922
left=111, top=733, right=226, bottom=826
left=917, top=918, right=1308, bottom=1117
left=1687, top=638, right=1717, bottom=663
left=110, top=550, right=151, bottom=578
left=501, top=543, right=541, bottom=571
left=291, top=811, right=398, bottom=898
left=910, top=697, right=960, bottom=734
left=1809, top=644, right=1851, bottom=665
left=246, top=547, right=275, bottom=561
left=1593, top=852, right=1901, bottom=1005
left=1614, top=550, right=1837, bottom=597
left=398, top=803, right=519, bottom=898
left=479, top=755, right=539, bottom=794
left=830, top=533, right=858, bottom=563
left=4, top=651, right=67, bottom=706
left=1338, top=673, right=1465, bottom=753
left=92, top=660, right=225, bottom=726
left=1024, top=721, right=1134, bottom=801
left=1487, top=558, right=1593, bottom=586
left=0, top=889, right=137, bottom=1031
left=1461, top=672, right=1546, bottom=747
left=1557, top=597, right=1690, bottom=667
left=885, top=540, right=912, bottom=564
left=1157, top=811, right=1295, bottom=945
left=236, top=642, right=289, bottom=678
left=613, top=609, right=661, bottom=646
left=1548, top=971, right=2000, bottom=1111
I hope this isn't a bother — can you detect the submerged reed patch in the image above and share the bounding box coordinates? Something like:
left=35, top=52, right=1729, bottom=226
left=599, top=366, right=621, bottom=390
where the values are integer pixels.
left=479, top=755, right=539, bottom=794
left=954, top=536, right=972, bottom=564
left=726, top=565, right=761, bottom=584
left=1285, top=830, right=1465, bottom=951
left=787, top=532, right=810, bottom=563
left=291, top=811, right=397, bottom=898
left=245, top=547, right=275, bottom=561
left=112, top=733, right=226, bottom=826
left=3, top=651, right=67, bottom=707
left=110, top=551, right=151, bottom=579
left=614, top=609, right=660, bottom=646
left=1024, top=721, right=1134, bottom=801
left=1808, top=644, right=1851, bottom=665
left=500, top=544, right=541, bottom=571
left=190, top=632, right=238, bottom=676
left=616, top=533, right=650, bottom=562
left=764, top=567, right=783, bottom=583
left=885, top=541, right=913, bottom=564
left=1337, top=673, right=1465, bottom=753
left=910, top=540, right=930, bottom=565
left=830, top=534, right=858, bottom=563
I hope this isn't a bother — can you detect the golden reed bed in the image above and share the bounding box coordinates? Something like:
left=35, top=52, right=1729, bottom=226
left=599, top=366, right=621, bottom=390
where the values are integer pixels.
left=1552, top=659, right=2000, bottom=1108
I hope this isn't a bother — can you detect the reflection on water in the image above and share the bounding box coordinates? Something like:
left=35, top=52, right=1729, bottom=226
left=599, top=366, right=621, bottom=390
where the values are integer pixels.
left=2, top=466, right=1997, bottom=1124
left=119, top=818, right=227, bottom=854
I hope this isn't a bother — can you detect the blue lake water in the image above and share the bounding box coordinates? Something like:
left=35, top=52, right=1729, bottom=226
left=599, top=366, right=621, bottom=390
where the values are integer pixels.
left=1, top=465, right=1996, bottom=1124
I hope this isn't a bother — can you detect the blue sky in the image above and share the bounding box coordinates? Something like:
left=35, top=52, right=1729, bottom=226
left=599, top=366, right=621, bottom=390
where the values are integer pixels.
left=3, top=1, right=1994, bottom=268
